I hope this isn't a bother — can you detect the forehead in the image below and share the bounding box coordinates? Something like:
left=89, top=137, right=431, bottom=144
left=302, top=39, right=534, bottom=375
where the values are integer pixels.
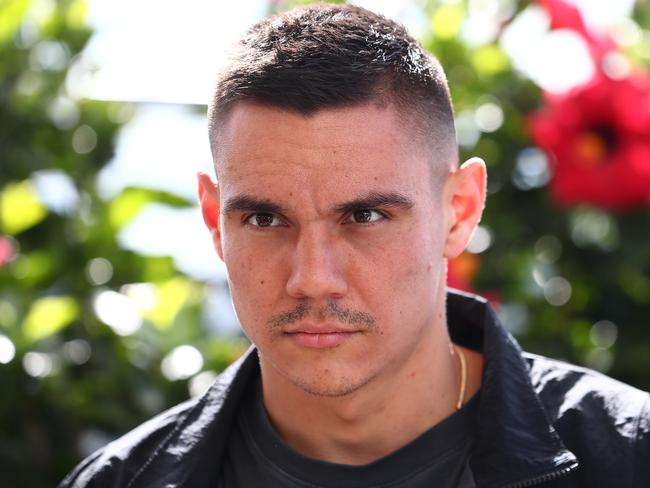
left=214, top=102, right=435, bottom=206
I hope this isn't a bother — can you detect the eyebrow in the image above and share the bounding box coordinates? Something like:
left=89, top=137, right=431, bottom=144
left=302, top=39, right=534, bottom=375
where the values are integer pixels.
left=333, top=191, right=414, bottom=213
left=223, top=195, right=287, bottom=215
left=223, top=191, right=414, bottom=216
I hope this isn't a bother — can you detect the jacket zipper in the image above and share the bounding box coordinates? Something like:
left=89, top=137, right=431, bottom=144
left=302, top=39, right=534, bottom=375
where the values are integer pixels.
left=502, top=462, right=579, bottom=488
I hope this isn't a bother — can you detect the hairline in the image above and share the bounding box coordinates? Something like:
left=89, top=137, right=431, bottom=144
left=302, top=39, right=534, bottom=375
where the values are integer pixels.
left=209, top=97, right=457, bottom=189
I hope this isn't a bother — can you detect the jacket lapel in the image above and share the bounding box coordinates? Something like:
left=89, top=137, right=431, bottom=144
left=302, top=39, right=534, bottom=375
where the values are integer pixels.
left=447, top=291, right=578, bottom=487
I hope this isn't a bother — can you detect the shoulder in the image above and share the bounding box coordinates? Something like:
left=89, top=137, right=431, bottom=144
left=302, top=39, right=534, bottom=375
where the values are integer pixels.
left=524, top=352, right=649, bottom=418
left=59, top=348, right=258, bottom=488
left=524, top=353, right=650, bottom=484
left=59, top=397, right=200, bottom=487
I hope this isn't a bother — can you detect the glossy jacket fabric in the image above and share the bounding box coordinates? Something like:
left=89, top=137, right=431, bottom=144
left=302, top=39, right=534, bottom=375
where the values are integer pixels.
left=59, top=291, right=650, bottom=488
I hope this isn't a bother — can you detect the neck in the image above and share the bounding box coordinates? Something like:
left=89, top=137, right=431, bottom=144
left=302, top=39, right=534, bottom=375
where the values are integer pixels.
left=260, top=293, right=467, bottom=465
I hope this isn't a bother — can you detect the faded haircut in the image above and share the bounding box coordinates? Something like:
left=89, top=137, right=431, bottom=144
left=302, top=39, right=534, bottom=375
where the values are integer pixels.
left=208, top=3, right=458, bottom=179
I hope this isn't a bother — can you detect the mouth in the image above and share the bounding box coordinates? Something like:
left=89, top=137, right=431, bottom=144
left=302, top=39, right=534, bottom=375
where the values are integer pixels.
left=283, top=324, right=362, bottom=349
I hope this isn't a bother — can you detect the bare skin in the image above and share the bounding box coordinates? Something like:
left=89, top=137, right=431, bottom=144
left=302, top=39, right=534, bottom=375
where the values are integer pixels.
left=261, top=300, right=484, bottom=465
left=199, top=101, right=486, bottom=465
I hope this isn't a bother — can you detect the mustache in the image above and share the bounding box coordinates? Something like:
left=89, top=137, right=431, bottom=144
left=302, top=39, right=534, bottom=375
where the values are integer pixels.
left=267, top=301, right=376, bottom=330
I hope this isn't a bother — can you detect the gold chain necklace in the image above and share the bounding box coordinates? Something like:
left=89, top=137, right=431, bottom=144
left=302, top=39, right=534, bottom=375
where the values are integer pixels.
left=453, top=345, right=468, bottom=410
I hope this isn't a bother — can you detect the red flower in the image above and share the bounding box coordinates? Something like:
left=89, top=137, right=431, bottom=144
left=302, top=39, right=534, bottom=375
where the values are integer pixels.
left=0, top=236, right=16, bottom=268
left=530, top=72, right=650, bottom=209
left=539, top=0, right=615, bottom=61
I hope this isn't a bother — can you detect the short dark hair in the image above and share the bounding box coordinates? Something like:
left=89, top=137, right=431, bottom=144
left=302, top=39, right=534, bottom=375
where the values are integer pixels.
left=208, top=3, right=457, bottom=174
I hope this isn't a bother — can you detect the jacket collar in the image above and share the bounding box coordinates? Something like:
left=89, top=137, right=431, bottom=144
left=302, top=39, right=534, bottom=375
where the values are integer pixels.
left=138, top=291, right=577, bottom=487
left=447, top=290, right=577, bottom=487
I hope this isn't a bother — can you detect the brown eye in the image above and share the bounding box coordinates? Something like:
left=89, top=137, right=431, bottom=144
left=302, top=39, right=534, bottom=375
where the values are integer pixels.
left=349, top=209, right=383, bottom=224
left=353, top=210, right=373, bottom=223
left=246, top=213, right=280, bottom=227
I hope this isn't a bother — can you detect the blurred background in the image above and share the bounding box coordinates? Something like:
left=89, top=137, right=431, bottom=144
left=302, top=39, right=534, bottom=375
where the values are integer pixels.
left=1, top=0, right=649, bottom=485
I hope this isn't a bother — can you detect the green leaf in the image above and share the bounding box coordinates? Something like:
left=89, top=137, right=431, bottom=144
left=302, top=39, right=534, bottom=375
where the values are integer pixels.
left=0, top=0, right=30, bottom=44
left=22, top=296, right=79, bottom=343
left=0, top=300, right=18, bottom=329
left=12, top=251, right=54, bottom=285
left=144, top=277, right=192, bottom=330
left=431, top=5, right=465, bottom=40
left=0, top=180, right=48, bottom=235
left=471, top=45, right=510, bottom=77
left=108, top=187, right=193, bottom=229
left=65, top=0, right=87, bottom=29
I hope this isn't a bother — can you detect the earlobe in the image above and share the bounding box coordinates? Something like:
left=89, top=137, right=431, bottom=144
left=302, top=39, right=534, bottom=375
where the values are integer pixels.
left=197, top=171, right=224, bottom=261
left=443, top=157, right=487, bottom=259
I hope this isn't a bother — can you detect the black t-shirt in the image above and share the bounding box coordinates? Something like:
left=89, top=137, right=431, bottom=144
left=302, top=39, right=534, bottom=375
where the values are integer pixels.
left=218, top=374, right=479, bottom=487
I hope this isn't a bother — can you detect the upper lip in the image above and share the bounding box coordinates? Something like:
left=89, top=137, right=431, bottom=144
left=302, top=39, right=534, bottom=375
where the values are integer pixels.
left=283, top=323, right=360, bottom=334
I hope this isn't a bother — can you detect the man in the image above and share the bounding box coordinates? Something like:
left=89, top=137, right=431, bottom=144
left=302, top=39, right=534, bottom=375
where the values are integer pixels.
left=61, top=4, right=649, bottom=487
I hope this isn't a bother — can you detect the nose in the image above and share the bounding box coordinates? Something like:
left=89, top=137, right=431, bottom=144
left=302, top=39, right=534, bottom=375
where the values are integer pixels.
left=285, top=226, right=348, bottom=300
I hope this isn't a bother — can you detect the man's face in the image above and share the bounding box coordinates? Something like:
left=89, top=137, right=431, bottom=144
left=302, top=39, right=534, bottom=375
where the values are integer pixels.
left=210, top=102, right=454, bottom=397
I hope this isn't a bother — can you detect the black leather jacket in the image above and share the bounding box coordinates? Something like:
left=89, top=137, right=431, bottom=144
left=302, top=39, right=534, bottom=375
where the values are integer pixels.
left=60, top=292, right=650, bottom=487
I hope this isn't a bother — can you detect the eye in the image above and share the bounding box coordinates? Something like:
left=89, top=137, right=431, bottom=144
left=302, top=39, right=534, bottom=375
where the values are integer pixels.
left=346, top=209, right=385, bottom=224
left=245, top=213, right=283, bottom=228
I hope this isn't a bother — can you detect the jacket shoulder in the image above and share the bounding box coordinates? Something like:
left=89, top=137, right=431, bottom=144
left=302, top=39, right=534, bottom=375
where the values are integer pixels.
left=524, top=353, right=650, bottom=485
left=59, top=349, right=256, bottom=488
left=59, top=396, right=200, bottom=487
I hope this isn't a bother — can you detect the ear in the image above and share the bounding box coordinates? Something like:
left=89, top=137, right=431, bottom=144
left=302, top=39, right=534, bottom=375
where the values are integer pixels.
left=197, top=171, right=224, bottom=261
left=443, top=157, right=487, bottom=259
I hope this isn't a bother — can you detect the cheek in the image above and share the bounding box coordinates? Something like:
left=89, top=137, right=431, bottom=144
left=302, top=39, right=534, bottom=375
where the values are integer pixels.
left=223, top=231, right=273, bottom=279
left=384, top=226, right=441, bottom=278
left=226, top=261, right=274, bottom=347
left=222, top=238, right=288, bottom=321
left=361, top=228, right=443, bottom=319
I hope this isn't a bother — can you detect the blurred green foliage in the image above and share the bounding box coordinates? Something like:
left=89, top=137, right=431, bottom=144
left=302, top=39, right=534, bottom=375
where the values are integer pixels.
left=0, top=1, right=247, bottom=485
left=0, top=0, right=649, bottom=486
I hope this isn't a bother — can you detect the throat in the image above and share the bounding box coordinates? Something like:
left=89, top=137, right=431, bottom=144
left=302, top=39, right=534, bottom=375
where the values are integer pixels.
left=260, top=339, right=465, bottom=465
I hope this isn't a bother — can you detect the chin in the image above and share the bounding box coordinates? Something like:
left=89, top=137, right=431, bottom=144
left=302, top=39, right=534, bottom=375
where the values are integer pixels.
left=259, top=338, right=384, bottom=398
left=283, top=367, right=376, bottom=398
